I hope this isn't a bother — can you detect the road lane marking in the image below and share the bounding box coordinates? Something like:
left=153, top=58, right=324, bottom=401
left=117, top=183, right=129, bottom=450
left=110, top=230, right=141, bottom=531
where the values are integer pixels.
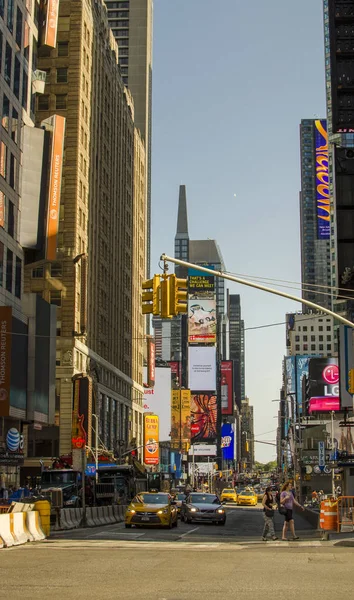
left=179, top=527, right=199, bottom=538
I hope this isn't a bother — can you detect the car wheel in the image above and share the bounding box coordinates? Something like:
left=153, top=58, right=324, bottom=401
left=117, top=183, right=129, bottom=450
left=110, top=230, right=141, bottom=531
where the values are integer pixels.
left=173, top=518, right=178, bottom=528
left=168, top=518, right=173, bottom=529
left=218, top=520, right=226, bottom=526
left=186, top=516, right=192, bottom=524
left=125, top=524, right=132, bottom=529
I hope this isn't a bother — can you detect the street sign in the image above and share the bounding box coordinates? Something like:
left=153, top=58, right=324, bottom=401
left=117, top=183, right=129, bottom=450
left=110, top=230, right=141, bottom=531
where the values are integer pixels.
left=318, top=441, right=325, bottom=472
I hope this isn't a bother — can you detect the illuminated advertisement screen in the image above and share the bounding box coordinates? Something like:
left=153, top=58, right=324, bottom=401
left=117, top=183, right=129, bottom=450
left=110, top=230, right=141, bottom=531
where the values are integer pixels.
left=170, top=389, right=191, bottom=450
left=190, top=392, right=217, bottom=442
left=221, top=423, right=235, bottom=461
left=188, top=297, right=216, bottom=344
left=314, top=119, right=330, bottom=240
left=143, top=367, right=171, bottom=441
left=221, top=360, right=233, bottom=415
left=188, top=346, right=216, bottom=391
left=308, top=357, right=340, bottom=413
left=188, top=267, right=215, bottom=294
left=143, top=414, right=159, bottom=465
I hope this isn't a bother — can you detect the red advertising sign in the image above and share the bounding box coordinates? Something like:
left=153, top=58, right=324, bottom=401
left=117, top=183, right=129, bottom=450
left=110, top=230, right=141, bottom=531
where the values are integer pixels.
left=46, top=115, right=65, bottom=260
left=147, top=336, right=155, bottom=387
left=221, top=360, right=233, bottom=415
left=309, top=397, right=340, bottom=414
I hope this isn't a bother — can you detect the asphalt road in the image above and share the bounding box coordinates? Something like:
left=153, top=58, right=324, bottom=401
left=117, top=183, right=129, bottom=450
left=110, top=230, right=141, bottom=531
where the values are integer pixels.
left=50, top=503, right=318, bottom=543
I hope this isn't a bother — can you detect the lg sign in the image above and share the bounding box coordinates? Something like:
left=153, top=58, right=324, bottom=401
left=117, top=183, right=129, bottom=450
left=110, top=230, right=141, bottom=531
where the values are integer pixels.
left=322, top=364, right=339, bottom=385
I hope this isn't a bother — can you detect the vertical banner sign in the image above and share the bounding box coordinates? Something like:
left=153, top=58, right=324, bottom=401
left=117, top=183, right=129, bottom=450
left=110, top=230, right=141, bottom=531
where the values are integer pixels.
left=314, top=119, right=330, bottom=240
left=221, top=360, right=233, bottom=415
left=41, top=0, right=60, bottom=48
left=180, top=389, right=191, bottom=450
left=318, top=441, right=325, bottom=472
left=46, top=115, right=66, bottom=260
left=71, top=377, right=86, bottom=450
left=147, top=336, right=155, bottom=388
left=144, top=414, right=159, bottom=465
left=0, top=307, right=11, bottom=417
left=171, top=390, right=180, bottom=450
left=0, top=190, right=4, bottom=228
left=80, top=254, right=88, bottom=334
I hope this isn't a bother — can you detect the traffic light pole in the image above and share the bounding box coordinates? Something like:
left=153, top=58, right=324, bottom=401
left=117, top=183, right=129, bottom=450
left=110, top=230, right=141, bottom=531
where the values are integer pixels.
left=160, top=255, right=354, bottom=328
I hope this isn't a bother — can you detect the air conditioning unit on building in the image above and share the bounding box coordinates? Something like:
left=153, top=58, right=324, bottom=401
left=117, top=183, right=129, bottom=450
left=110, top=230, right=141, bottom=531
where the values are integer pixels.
left=32, top=70, right=47, bottom=95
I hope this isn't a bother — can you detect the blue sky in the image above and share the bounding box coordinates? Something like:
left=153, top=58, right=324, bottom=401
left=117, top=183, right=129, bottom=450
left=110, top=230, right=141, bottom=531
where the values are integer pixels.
left=151, top=0, right=326, bottom=461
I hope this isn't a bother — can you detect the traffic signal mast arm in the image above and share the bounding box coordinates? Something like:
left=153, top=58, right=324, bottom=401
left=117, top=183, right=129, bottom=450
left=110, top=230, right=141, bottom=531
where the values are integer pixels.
left=142, top=273, right=188, bottom=318
left=160, top=254, right=354, bottom=329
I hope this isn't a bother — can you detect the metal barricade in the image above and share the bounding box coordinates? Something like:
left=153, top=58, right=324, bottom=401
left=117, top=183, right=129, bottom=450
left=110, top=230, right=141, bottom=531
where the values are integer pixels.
left=337, top=496, right=354, bottom=533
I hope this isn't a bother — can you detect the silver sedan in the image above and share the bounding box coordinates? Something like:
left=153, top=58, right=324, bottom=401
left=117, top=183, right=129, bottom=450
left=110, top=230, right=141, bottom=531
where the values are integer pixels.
left=180, top=493, right=226, bottom=525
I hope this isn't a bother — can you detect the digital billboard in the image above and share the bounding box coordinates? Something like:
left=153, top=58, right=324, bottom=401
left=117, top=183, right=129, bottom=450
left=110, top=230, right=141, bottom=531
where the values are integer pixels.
left=143, top=414, right=159, bottom=465
left=188, top=346, right=216, bottom=391
left=295, top=355, right=320, bottom=415
left=188, top=267, right=215, bottom=295
left=314, top=119, right=330, bottom=240
left=143, top=367, right=171, bottom=441
left=221, top=423, right=235, bottom=461
left=221, top=360, right=233, bottom=415
left=308, top=357, right=340, bottom=414
left=188, top=297, right=216, bottom=343
left=46, top=115, right=65, bottom=260
left=190, top=393, right=217, bottom=442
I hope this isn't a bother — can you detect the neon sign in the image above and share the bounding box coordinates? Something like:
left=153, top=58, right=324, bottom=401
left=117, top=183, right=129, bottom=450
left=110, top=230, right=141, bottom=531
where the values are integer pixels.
left=314, top=120, right=330, bottom=240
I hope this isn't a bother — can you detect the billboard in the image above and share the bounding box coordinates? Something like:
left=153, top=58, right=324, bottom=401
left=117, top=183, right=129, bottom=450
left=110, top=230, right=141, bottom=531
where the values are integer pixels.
left=0, top=307, right=11, bottom=417
left=46, top=115, right=65, bottom=261
left=188, top=297, right=216, bottom=343
left=221, top=360, right=233, bottom=415
left=143, top=414, right=159, bottom=465
left=188, top=267, right=215, bottom=295
left=145, top=336, right=155, bottom=388
left=170, top=389, right=191, bottom=450
left=40, top=0, right=59, bottom=48
left=296, top=355, right=320, bottom=415
left=190, top=392, right=217, bottom=442
left=221, top=423, right=235, bottom=461
left=143, top=367, right=171, bottom=441
left=308, top=357, right=340, bottom=413
left=285, top=356, right=295, bottom=395
left=314, top=120, right=330, bottom=240
left=188, top=346, right=216, bottom=391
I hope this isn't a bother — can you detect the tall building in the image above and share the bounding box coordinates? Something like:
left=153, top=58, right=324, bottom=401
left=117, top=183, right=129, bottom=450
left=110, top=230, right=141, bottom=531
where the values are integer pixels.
left=25, top=0, right=146, bottom=458
left=105, top=0, right=153, bottom=275
left=241, top=397, right=254, bottom=471
left=299, top=119, right=332, bottom=311
left=285, top=313, right=335, bottom=357
left=227, top=293, right=245, bottom=409
left=189, top=240, right=225, bottom=317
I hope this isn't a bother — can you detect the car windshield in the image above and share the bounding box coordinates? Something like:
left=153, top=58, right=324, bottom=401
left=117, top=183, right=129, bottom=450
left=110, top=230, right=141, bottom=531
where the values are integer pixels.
left=137, top=494, right=169, bottom=504
left=240, top=492, right=254, bottom=496
left=177, top=493, right=185, bottom=500
left=223, top=489, right=234, bottom=493
left=189, top=494, right=219, bottom=504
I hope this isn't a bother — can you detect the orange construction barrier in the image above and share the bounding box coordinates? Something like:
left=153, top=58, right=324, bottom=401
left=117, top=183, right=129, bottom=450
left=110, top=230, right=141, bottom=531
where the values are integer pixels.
left=319, top=499, right=338, bottom=531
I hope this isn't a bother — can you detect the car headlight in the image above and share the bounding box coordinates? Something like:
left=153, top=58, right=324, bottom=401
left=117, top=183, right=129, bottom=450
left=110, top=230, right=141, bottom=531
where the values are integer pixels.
left=217, top=509, right=224, bottom=514
left=157, top=509, right=169, bottom=514
left=190, top=507, right=197, bottom=512
left=128, top=509, right=136, bottom=514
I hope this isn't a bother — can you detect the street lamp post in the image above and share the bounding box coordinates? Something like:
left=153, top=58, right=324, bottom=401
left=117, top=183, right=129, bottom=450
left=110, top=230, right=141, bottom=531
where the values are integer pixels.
left=92, top=413, right=99, bottom=484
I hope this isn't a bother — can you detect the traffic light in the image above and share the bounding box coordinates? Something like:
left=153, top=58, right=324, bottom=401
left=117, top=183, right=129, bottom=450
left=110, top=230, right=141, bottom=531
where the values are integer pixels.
left=169, top=274, right=188, bottom=316
left=142, top=276, right=160, bottom=315
left=160, top=274, right=171, bottom=319
left=349, top=369, right=354, bottom=394
left=245, top=441, right=249, bottom=452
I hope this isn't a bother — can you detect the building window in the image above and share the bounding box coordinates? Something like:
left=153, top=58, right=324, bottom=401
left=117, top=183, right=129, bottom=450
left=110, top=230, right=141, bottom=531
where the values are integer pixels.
left=7, top=0, right=14, bottom=33
left=2, top=94, right=9, bottom=131
left=50, top=290, right=62, bottom=306
left=0, top=0, right=3, bottom=19
left=56, top=67, right=68, bottom=83
left=4, top=42, right=12, bottom=85
left=311, top=344, right=316, bottom=351
left=311, top=335, right=315, bottom=342
left=0, top=241, right=4, bottom=286
left=6, top=249, right=12, bottom=292
left=327, top=326, right=331, bottom=331
left=14, top=57, right=20, bottom=99
left=0, top=142, right=7, bottom=178
left=319, top=344, right=324, bottom=351
left=319, top=326, right=323, bottom=331
left=303, top=344, right=308, bottom=351
left=55, top=94, right=67, bottom=109
left=303, top=326, right=307, bottom=331
left=311, top=326, right=314, bottom=331
left=50, top=262, right=62, bottom=277
left=9, top=154, right=16, bottom=189
left=8, top=199, right=14, bottom=237
left=22, top=70, right=28, bottom=110
left=319, top=335, right=323, bottom=341
left=38, top=94, right=49, bottom=110
left=295, top=344, right=300, bottom=352
left=327, top=335, right=331, bottom=341
left=32, top=266, right=44, bottom=278
left=15, top=256, right=21, bottom=298
left=16, top=7, right=23, bottom=47
left=327, top=345, right=331, bottom=351
left=56, top=350, right=61, bottom=366
left=303, top=335, right=308, bottom=342
left=57, top=42, right=69, bottom=56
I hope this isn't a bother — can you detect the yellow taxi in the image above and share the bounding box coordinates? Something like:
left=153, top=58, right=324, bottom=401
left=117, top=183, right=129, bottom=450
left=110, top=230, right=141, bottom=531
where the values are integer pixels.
left=220, top=488, right=238, bottom=503
left=236, top=489, right=258, bottom=506
left=125, top=492, right=178, bottom=529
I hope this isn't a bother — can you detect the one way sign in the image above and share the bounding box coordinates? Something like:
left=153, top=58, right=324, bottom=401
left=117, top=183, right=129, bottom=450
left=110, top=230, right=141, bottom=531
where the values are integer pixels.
left=318, top=441, right=325, bottom=472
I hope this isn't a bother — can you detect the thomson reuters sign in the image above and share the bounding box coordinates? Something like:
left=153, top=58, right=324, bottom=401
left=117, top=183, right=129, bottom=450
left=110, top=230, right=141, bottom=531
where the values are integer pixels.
left=46, top=115, right=66, bottom=261
left=0, top=307, right=11, bottom=417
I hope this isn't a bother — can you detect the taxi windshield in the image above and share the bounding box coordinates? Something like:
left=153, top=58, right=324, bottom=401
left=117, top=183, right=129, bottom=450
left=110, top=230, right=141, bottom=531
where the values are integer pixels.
left=223, top=489, right=234, bottom=493
left=240, top=492, right=254, bottom=496
left=190, top=494, right=219, bottom=504
left=139, top=494, right=169, bottom=504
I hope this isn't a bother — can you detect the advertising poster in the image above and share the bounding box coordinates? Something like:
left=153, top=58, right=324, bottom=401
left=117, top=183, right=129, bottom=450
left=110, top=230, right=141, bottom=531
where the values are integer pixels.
left=308, top=357, right=340, bottom=414
left=314, top=119, right=330, bottom=240
left=188, top=297, right=216, bottom=344
left=170, top=389, right=191, bottom=451
left=0, top=307, right=12, bottom=417
left=46, top=115, right=65, bottom=260
left=221, top=423, right=235, bottom=461
left=41, top=0, right=60, bottom=48
left=143, top=414, right=159, bottom=465
left=326, top=421, right=354, bottom=455
left=295, top=355, right=319, bottom=414
left=188, top=346, right=216, bottom=391
left=143, top=367, right=171, bottom=441
left=188, top=267, right=215, bottom=295
left=146, top=336, right=155, bottom=388
left=170, top=361, right=182, bottom=386
left=285, top=356, right=295, bottom=395
left=221, top=360, right=233, bottom=415
left=190, top=392, right=217, bottom=442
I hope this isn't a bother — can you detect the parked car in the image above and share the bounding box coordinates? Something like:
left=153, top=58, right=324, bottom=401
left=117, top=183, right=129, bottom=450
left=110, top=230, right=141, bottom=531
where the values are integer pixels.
left=180, top=493, right=226, bottom=525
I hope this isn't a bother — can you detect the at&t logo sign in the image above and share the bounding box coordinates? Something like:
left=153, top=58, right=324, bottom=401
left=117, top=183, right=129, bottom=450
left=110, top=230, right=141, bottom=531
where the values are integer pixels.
left=6, top=428, right=24, bottom=453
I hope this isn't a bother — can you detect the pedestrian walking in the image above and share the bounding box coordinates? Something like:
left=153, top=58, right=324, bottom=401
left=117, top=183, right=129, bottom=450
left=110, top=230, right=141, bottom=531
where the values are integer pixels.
left=261, top=486, right=278, bottom=541
left=279, top=481, right=304, bottom=541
